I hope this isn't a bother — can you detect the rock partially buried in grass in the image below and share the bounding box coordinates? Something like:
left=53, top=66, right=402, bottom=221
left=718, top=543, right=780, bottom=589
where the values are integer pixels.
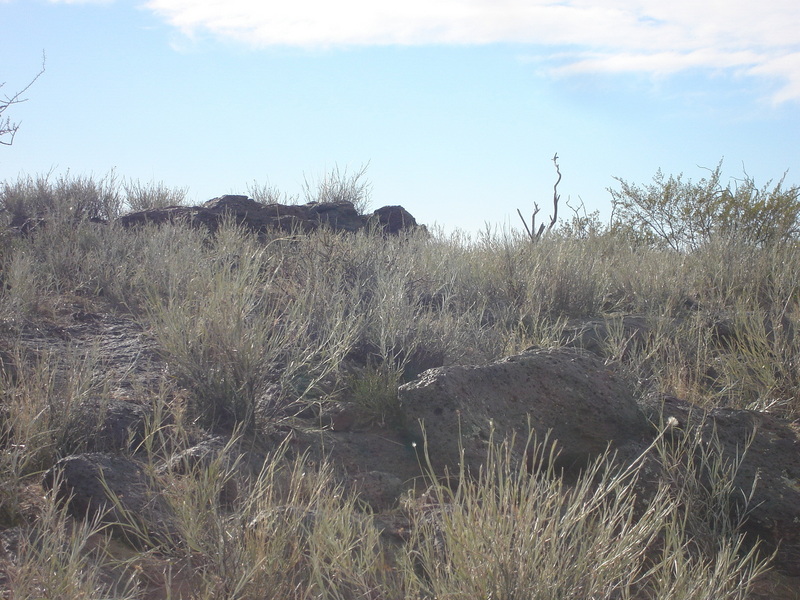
left=42, top=453, right=180, bottom=549
left=646, top=394, right=800, bottom=576
left=398, top=347, right=649, bottom=479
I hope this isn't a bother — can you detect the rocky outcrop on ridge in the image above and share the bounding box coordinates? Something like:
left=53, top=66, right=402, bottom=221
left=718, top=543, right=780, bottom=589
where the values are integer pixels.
left=118, top=196, right=420, bottom=236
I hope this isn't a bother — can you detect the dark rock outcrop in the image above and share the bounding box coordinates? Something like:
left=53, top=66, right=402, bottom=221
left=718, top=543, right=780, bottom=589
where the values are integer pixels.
left=348, top=470, right=405, bottom=511
left=370, top=205, right=419, bottom=235
left=118, top=196, right=420, bottom=236
left=65, top=399, right=154, bottom=454
left=398, top=347, right=800, bottom=576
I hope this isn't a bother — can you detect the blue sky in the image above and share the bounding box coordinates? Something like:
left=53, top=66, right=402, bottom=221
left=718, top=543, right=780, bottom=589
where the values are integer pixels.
left=2, top=0, right=799, bottom=234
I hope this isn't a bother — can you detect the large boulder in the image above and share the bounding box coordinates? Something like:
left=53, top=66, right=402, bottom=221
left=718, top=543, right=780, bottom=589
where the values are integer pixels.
left=202, top=196, right=364, bottom=233
left=370, top=205, right=419, bottom=235
left=398, top=346, right=800, bottom=576
left=398, top=347, right=650, bottom=478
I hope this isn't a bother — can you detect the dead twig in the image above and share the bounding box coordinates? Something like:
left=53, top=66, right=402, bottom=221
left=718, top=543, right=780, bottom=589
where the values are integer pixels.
left=517, top=153, right=562, bottom=241
left=1, top=51, right=46, bottom=146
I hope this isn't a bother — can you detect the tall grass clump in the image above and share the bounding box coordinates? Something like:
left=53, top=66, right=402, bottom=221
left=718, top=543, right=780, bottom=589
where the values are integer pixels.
left=139, top=221, right=362, bottom=430
left=246, top=180, right=300, bottom=205
left=303, top=163, right=372, bottom=214
left=123, top=178, right=188, bottom=212
left=403, top=428, right=770, bottom=600
left=0, top=170, right=123, bottom=224
left=4, top=483, right=138, bottom=600
left=0, top=217, right=159, bottom=321
left=0, top=344, right=112, bottom=527
left=112, top=439, right=401, bottom=600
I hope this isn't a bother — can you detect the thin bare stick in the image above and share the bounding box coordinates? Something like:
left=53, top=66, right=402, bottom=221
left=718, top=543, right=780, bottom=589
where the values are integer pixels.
left=516, top=152, right=561, bottom=241
left=547, top=153, right=562, bottom=233
left=517, top=208, right=533, bottom=240
left=1, top=51, right=46, bottom=146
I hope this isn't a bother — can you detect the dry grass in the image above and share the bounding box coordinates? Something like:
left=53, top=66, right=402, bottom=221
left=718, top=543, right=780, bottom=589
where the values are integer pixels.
left=0, top=172, right=797, bottom=598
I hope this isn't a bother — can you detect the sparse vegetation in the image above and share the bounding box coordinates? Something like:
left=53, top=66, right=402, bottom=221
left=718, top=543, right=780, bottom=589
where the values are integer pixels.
left=609, top=160, right=800, bottom=251
left=123, top=179, right=188, bottom=212
left=0, top=166, right=797, bottom=598
left=302, top=163, right=373, bottom=214
left=1, top=54, right=45, bottom=147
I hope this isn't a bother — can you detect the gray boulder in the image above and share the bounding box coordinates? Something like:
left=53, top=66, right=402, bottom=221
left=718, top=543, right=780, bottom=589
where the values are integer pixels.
left=398, top=346, right=800, bottom=576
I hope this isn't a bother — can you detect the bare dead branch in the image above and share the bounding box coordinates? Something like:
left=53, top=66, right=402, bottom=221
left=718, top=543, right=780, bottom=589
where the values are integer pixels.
left=516, top=152, right=562, bottom=242
left=517, top=208, right=533, bottom=240
left=1, top=51, right=46, bottom=146
left=547, top=152, right=562, bottom=233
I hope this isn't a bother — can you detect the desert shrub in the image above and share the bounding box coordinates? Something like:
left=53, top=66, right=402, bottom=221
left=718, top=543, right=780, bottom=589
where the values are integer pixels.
left=556, top=196, right=607, bottom=239
left=0, top=217, right=157, bottom=320
left=0, top=170, right=123, bottom=224
left=122, top=178, right=188, bottom=212
left=6, top=485, right=138, bottom=600
left=403, top=428, right=770, bottom=600
left=302, top=163, right=372, bottom=215
left=140, top=221, right=361, bottom=430
left=345, top=361, right=404, bottom=427
left=120, top=441, right=400, bottom=600
left=610, top=160, right=800, bottom=251
left=0, top=343, right=111, bottom=527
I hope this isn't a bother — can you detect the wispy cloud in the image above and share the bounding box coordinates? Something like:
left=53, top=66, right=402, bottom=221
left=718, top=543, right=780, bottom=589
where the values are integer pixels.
left=48, top=0, right=114, bottom=4
left=142, top=0, right=800, bottom=102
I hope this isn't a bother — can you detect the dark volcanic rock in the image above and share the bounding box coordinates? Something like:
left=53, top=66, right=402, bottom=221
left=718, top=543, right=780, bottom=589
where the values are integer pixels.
left=644, top=395, right=800, bottom=576
left=118, top=195, right=419, bottom=236
left=370, top=205, right=418, bottom=235
left=42, top=453, right=179, bottom=548
left=117, top=204, right=217, bottom=231
left=398, top=346, right=800, bottom=575
left=66, top=399, right=153, bottom=454
left=202, top=196, right=364, bottom=233
left=398, top=347, right=649, bottom=478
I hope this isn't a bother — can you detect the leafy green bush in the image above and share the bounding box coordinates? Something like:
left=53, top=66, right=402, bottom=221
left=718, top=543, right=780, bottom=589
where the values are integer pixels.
left=609, top=160, right=800, bottom=250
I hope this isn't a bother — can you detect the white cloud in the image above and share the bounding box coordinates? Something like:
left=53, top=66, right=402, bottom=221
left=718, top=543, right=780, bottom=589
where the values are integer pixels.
left=48, top=0, right=114, bottom=4
left=142, top=0, right=800, bottom=101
